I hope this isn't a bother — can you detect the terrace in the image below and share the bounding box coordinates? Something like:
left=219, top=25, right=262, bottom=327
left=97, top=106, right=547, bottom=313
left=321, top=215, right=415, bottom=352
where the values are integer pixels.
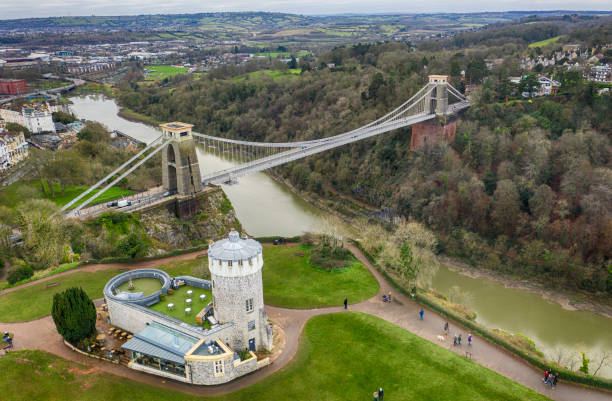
left=148, top=284, right=212, bottom=327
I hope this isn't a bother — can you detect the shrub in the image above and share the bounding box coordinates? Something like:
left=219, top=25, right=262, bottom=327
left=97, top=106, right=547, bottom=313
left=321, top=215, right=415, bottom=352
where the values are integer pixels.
left=116, top=233, right=150, bottom=259
left=238, top=348, right=252, bottom=361
left=7, top=265, right=34, bottom=285
left=51, top=287, right=96, bottom=343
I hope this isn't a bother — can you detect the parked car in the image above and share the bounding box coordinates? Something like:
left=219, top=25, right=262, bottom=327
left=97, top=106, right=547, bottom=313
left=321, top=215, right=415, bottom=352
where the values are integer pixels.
left=117, top=200, right=132, bottom=208
left=107, top=201, right=118, bottom=207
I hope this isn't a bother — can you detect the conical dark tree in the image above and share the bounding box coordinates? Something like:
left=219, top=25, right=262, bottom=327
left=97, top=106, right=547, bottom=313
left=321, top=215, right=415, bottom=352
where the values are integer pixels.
left=51, top=287, right=96, bottom=343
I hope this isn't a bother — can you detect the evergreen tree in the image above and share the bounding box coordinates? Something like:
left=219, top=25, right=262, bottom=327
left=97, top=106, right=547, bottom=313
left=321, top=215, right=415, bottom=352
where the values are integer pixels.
left=51, top=287, right=96, bottom=343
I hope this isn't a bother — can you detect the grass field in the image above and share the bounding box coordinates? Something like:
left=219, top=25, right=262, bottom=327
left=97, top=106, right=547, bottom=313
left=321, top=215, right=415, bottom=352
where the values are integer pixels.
left=262, top=245, right=378, bottom=308
left=0, top=259, right=203, bottom=322
left=0, top=314, right=550, bottom=400
left=528, top=35, right=563, bottom=48
left=232, top=69, right=301, bottom=82
left=0, top=180, right=133, bottom=209
left=145, top=65, right=189, bottom=81
left=0, top=244, right=378, bottom=321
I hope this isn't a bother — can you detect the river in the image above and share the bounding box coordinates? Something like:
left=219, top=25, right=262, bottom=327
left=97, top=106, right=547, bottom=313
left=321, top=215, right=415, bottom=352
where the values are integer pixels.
left=69, top=94, right=612, bottom=378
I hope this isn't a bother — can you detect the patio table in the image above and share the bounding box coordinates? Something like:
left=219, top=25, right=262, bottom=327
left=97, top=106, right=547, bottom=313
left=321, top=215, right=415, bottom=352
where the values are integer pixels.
left=199, top=294, right=206, bottom=302
left=185, top=307, right=192, bottom=315
left=167, top=303, right=175, bottom=310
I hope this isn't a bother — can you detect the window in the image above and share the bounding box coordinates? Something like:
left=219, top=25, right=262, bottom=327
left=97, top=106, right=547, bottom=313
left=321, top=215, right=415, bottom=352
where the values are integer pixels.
left=249, top=258, right=253, bottom=266
left=246, top=298, right=254, bottom=313
left=248, top=320, right=256, bottom=331
left=228, top=260, right=232, bottom=267
left=238, top=259, right=243, bottom=267
left=214, top=360, right=224, bottom=375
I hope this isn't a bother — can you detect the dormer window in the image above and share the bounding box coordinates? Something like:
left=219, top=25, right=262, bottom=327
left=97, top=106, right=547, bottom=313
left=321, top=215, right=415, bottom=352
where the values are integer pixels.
left=228, top=260, right=233, bottom=267
left=238, top=260, right=243, bottom=267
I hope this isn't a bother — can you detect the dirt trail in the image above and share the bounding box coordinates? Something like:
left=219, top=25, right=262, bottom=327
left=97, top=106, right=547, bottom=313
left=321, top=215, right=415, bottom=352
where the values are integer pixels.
left=1, top=244, right=610, bottom=401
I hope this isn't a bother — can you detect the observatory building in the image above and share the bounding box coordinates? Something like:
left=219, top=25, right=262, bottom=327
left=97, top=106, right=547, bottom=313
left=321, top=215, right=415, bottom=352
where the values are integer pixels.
left=104, top=230, right=273, bottom=385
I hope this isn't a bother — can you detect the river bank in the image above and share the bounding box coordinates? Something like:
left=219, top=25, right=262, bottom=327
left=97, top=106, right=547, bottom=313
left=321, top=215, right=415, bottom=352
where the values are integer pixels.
left=268, top=168, right=612, bottom=321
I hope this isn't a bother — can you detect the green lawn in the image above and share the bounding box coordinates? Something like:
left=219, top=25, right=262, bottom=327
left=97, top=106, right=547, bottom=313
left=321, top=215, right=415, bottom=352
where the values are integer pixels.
left=145, top=65, right=188, bottom=81
left=0, top=243, right=378, bottom=321
left=0, top=314, right=550, bottom=401
left=0, top=258, right=205, bottom=322
left=148, top=284, right=212, bottom=325
left=0, top=180, right=133, bottom=209
left=528, top=35, right=563, bottom=48
left=262, top=245, right=379, bottom=308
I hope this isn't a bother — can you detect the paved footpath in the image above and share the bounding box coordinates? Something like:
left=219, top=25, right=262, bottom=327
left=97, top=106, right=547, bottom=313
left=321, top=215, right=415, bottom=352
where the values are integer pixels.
left=2, top=244, right=611, bottom=400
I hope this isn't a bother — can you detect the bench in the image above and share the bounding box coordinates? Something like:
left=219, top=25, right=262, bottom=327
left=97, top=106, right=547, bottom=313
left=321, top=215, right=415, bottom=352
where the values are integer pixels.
left=45, top=282, right=59, bottom=288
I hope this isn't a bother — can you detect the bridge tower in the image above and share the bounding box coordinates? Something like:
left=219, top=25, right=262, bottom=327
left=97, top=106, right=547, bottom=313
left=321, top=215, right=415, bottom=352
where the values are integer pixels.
left=428, top=75, right=449, bottom=116
left=160, top=122, right=203, bottom=196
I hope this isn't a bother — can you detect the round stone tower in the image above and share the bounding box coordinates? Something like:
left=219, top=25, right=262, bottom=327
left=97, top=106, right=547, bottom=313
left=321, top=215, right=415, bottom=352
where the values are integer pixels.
left=208, top=230, right=272, bottom=352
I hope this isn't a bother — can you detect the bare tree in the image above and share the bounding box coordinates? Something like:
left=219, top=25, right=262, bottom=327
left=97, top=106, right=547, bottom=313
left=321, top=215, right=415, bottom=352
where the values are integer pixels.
left=592, top=351, right=611, bottom=377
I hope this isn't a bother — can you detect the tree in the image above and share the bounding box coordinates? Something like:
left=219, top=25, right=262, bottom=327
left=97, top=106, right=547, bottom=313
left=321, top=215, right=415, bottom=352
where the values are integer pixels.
left=466, top=57, right=487, bottom=84
left=52, top=111, right=77, bottom=124
left=5, top=122, right=29, bottom=137
left=288, top=55, right=297, bottom=69
left=51, top=287, right=96, bottom=343
left=579, top=352, right=590, bottom=375
left=491, top=180, right=521, bottom=236
left=77, top=122, right=110, bottom=143
left=116, top=233, right=150, bottom=258
left=397, top=242, right=420, bottom=284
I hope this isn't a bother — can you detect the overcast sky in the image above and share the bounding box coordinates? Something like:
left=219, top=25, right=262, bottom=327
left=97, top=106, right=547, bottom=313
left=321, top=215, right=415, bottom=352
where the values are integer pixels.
left=1, top=0, right=610, bottom=20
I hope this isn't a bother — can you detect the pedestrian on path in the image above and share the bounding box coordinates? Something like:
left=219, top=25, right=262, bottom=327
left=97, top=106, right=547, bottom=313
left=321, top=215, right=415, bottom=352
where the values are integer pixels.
left=373, top=391, right=378, bottom=401
left=453, top=335, right=457, bottom=346
left=543, top=370, right=550, bottom=383
left=444, top=321, right=449, bottom=336
left=468, top=334, right=472, bottom=346
left=549, top=372, right=555, bottom=388
left=388, top=292, right=392, bottom=303
left=552, top=373, right=558, bottom=387
left=378, top=387, right=384, bottom=401
left=344, top=297, right=348, bottom=309
left=419, top=309, right=424, bottom=320
left=458, top=333, right=462, bottom=345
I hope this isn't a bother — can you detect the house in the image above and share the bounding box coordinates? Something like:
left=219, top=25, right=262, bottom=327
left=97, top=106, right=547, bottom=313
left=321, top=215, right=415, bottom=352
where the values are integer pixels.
left=0, top=79, right=27, bottom=95
left=537, top=76, right=561, bottom=96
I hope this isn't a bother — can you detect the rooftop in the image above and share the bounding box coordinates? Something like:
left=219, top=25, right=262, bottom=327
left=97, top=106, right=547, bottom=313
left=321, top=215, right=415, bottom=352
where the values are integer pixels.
left=208, top=230, right=262, bottom=261
left=122, top=321, right=199, bottom=365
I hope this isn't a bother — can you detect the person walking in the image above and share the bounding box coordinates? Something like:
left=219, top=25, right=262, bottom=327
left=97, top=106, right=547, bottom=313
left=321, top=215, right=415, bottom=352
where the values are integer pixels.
left=444, top=321, right=449, bottom=336
left=549, top=372, right=555, bottom=388
left=543, top=370, right=550, bottom=384
left=453, top=335, right=457, bottom=346
left=457, top=334, right=462, bottom=345
left=468, top=334, right=472, bottom=346
left=419, top=309, right=424, bottom=320
left=344, top=297, right=348, bottom=309
left=552, top=373, right=558, bottom=387
left=378, top=387, right=384, bottom=401
left=388, top=292, right=392, bottom=303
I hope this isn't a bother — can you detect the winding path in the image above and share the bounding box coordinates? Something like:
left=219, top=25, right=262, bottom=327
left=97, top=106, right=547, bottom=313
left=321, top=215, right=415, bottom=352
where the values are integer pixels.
left=1, top=245, right=610, bottom=401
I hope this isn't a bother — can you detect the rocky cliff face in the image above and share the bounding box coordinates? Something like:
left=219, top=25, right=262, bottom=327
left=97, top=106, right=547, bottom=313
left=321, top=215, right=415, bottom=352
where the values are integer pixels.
left=138, top=187, right=242, bottom=249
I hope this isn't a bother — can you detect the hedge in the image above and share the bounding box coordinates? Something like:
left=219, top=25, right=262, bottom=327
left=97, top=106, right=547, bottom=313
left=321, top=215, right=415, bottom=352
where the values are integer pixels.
left=350, top=240, right=612, bottom=391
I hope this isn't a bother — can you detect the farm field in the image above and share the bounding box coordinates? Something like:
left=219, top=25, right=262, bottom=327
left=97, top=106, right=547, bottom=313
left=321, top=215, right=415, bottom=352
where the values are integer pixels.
left=231, top=69, right=302, bottom=82
left=528, top=35, right=564, bottom=48
left=145, top=65, right=189, bottom=81
left=0, top=314, right=550, bottom=401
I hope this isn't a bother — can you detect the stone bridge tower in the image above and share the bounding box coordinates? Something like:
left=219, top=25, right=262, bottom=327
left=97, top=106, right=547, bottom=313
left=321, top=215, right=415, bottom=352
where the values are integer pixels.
left=160, top=122, right=202, bottom=196
left=427, top=74, right=449, bottom=116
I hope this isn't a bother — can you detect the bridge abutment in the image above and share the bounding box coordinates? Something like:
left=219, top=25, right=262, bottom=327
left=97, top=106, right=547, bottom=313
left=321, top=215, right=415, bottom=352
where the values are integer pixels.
left=410, top=118, right=457, bottom=151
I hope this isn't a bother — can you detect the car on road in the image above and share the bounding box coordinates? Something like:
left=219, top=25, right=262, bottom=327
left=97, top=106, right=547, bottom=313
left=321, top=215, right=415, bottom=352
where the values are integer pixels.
left=117, top=200, right=132, bottom=208
left=162, top=190, right=175, bottom=197
left=107, top=201, right=118, bottom=207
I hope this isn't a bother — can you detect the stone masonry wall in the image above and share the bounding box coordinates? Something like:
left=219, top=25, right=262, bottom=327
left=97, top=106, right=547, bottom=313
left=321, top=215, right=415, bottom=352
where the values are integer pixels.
left=410, top=119, right=457, bottom=151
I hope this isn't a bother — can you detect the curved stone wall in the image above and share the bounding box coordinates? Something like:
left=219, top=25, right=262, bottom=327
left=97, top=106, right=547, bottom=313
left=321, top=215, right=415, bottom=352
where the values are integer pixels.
left=103, top=268, right=172, bottom=307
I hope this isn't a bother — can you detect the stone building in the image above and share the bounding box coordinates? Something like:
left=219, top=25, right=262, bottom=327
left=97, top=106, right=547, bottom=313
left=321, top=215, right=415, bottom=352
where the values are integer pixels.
left=104, top=231, right=273, bottom=385
left=208, top=230, right=273, bottom=351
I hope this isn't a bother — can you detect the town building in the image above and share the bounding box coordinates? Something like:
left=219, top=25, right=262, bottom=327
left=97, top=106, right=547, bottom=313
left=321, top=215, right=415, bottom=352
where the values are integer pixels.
left=0, top=127, right=28, bottom=172
left=536, top=76, right=561, bottom=96
left=587, top=65, right=611, bottom=83
left=0, top=102, right=56, bottom=134
left=0, top=79, right=27, bottom=95
left=104, top=231, right=273, bottom=385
